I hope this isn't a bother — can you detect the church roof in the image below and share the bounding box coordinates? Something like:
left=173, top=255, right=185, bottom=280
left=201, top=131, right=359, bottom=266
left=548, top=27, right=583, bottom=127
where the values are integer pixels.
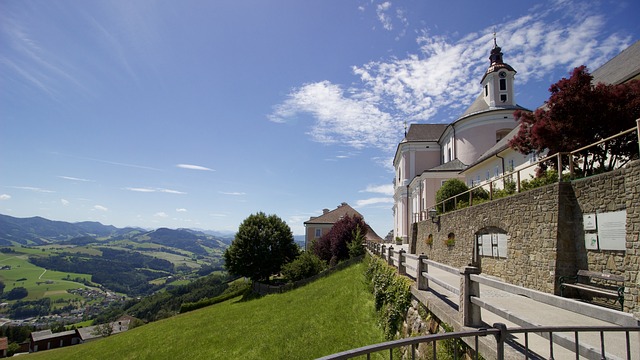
left=457, top=94, right=526, bottom=120
left=404, top=124, right=448, bottom=142
left=591, top=40, right=640, bottom=85
left=426, top=158, right=468, bottom=172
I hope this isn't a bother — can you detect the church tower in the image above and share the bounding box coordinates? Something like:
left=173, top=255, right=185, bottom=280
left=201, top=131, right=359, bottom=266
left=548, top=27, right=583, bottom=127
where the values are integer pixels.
left=480, top=36, right=516, bottom=108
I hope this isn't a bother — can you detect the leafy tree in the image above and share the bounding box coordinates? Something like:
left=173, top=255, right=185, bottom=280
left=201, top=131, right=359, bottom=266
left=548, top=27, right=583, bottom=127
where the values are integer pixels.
left=509, top=66, right=640, bottom=175
left=281, top=251, right=327, bottom=282
left=312, top=214, right=368, bottom=263
left=435, top=179, right=468, bottom=213
left=5, top=287, right=28, bottom=300
left=224, top=212, right=299, bottom=282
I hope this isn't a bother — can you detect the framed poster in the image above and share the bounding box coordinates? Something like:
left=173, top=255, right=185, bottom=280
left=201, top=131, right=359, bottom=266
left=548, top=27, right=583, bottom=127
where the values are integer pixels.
left=597, top=210, right=626, bottom=251
left=482, top=234, right=492, bottom=257
left=585, top=233, right=599, bottom=250
left=497, top=233, right=508, bottom=258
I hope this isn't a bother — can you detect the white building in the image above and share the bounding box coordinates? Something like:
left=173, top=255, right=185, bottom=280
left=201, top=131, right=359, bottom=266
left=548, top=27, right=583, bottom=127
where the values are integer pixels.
left=393, top=40, right=529, bottom=242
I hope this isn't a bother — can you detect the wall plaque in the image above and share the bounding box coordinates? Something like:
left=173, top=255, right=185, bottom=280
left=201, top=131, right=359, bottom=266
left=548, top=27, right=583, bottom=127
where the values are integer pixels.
left=583, top=213, right=597, bottom=230
left=597, top=210, right=627, bottom=251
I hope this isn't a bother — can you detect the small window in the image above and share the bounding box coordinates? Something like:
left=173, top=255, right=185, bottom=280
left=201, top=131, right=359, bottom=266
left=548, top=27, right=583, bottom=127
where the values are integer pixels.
left=484, top=85, right=488, bottom=96
left=495, top=166, right=500, bottom=177
left=499, top=78, right=506, bottom=91
left=315, top=229, right=322, bottom=238
left=486, top=170, right=490, bottom=180
left=508, top=159, right=515, bottom=171
left=500, top=94, right=507, bottom=103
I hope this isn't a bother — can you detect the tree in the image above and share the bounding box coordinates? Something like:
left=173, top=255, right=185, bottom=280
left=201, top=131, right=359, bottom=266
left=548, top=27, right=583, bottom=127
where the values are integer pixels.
left=224, top=212, right=299, bottom=282
left=509, top=66, right=640, bottom=175
left=312, top=214, right=368, bottom=264
left=435, top=179, right=468, bottom=213
left=5, top=287, right=28, bottom=300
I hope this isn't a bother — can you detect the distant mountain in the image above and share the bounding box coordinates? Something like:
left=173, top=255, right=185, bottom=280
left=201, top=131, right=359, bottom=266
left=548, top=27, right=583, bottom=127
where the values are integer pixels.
left=0, top=214, right=231, bottom=250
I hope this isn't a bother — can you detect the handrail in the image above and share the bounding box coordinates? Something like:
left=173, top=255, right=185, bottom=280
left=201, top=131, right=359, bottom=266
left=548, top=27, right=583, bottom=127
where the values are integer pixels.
left=318, top=324, right=640, bottom=360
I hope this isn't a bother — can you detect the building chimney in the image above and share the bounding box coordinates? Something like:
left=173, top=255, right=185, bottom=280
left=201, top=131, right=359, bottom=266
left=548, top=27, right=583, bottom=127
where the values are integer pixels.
left=323, top=209, right=329, bottom=214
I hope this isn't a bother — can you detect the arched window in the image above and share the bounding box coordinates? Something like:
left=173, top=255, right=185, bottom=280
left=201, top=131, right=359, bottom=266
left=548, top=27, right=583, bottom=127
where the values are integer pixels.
left=496, top=128, right=511, bottom=143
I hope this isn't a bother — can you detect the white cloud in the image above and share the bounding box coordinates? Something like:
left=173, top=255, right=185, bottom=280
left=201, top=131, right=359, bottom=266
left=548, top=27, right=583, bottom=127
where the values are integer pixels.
left=154, top=212, right=168, bottom=218
left=355, top=197, right=394, bottom=207
left=0, top=194, right=11, bottom=200
left=219, top=191, right=246, bottom=196
left=176, top=208, right=187, bottom=212
left=125, top=187, right=186, bottom=194
left=94, top=205, right=108, bottom=211
left=10, top=186, right=55, bottom=193
left=126, top=187, right=156, bottom=193
left=376, top=2, right=393, bottom=31
left=269, top=1, right=630, bottom=157
left=58, top=176, right=93, bottom=182
left=61, top=198, right=70, bottom=206
left=361, top=184, right=394, bottom=196
left=176, top=164, right=214, bottom=171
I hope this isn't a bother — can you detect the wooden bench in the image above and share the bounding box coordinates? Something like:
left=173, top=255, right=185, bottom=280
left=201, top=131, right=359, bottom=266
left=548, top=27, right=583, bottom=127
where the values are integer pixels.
left=559, top=270, right=625, bottom=310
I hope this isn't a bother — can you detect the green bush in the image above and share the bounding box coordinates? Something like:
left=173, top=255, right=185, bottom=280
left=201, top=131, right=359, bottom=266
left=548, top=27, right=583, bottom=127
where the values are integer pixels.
left=521, top=170, right=560, bottom=191
left=281, top=251, right=327, bottom=283
left=364, top=255, right=412, bottom=339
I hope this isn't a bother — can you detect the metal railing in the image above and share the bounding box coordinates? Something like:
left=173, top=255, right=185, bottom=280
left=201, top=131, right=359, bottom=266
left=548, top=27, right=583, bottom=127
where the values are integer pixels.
left=318, top=323, right=640, bottom=360
left=431, top=123, right=639, bottom=215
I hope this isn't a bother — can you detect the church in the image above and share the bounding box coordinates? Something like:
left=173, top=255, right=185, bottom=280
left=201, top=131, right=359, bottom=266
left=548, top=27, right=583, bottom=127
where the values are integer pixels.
left=393, top=39, right=530, bottom=243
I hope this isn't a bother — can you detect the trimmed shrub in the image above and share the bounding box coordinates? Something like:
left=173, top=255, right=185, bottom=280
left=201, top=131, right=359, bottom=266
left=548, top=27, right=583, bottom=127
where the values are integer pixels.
left=281, top=251, right=327, bottom=283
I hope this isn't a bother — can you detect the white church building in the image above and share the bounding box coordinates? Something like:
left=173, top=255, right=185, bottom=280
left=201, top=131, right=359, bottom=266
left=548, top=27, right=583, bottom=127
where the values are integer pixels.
left=393, top=40, right=530, bottom=242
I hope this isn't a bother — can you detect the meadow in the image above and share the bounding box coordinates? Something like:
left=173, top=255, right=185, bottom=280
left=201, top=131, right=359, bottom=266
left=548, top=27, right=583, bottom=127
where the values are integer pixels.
left=26, top=260, right=388, bottom=360
left=0, top=248, right=91, bottom=302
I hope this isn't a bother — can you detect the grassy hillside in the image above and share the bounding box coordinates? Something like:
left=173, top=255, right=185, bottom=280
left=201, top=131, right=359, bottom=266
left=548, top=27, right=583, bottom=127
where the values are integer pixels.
left=27, top=260, right=386, bottom=360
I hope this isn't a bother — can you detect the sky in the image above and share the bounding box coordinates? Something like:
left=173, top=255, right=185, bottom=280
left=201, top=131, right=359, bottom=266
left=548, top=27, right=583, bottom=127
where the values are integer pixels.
left=1, top=0, right=639, bottom=236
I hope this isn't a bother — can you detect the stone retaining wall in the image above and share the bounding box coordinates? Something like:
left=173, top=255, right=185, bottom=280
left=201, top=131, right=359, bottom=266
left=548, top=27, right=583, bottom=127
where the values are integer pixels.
left=411, top=160, right=640, bottom=314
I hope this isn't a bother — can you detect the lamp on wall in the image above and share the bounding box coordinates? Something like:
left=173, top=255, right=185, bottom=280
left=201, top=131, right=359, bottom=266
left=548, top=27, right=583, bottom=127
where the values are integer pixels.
left=428, top=208, right=440, bottom=226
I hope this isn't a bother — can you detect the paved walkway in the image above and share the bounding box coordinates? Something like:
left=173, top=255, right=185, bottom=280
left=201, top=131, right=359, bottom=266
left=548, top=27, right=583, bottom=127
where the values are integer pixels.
left=387, top=245, right=640, bottom=359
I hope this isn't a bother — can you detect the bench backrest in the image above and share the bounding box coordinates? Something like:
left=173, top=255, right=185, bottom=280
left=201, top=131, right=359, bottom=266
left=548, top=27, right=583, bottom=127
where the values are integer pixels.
left=576, top=270, right=624, bottom=282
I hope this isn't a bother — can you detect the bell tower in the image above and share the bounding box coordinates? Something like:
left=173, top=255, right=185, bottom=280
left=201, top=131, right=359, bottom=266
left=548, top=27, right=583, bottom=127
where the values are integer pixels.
left=481, top=34, right=516, bottom=108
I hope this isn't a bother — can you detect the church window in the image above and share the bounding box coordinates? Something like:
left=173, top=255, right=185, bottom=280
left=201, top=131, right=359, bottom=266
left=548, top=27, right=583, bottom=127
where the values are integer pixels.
left=499, top=78, right=506, bottom=91
left=484, top=85, right=488, bottom=97
left=315, top=228, right=322, bottom=238
left=486, top=170, right=490, bottom=180
left=496, top=128, right=510, bottom=142
left=495, top=166, right=500, bottom=177
left=500, top=94, right=507, bottom=103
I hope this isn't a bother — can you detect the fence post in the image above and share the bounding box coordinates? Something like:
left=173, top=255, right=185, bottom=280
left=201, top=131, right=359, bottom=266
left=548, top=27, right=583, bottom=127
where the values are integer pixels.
left=460, top=266, right=482, bottom=327
left=381, top=244, right=386, bottom=259
left=637, top=119, right=640, bottom=155
left=398, top=249, right=406, bottom=275
left=417, top=255, right=429, bottom=290
left=493, top=323, right=507, bottom=360
left=387, top=246, right=394, bottom=266
left=557, top=152, right=563, bottom=181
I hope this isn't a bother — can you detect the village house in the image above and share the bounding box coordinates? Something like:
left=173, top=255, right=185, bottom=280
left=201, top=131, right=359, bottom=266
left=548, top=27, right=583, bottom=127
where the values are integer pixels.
left=304, top=202, right=383, bottom=250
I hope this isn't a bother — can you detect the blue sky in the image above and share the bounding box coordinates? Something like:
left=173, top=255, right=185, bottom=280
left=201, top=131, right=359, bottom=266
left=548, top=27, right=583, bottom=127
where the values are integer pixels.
left=1, top=0, right=638, bottom=236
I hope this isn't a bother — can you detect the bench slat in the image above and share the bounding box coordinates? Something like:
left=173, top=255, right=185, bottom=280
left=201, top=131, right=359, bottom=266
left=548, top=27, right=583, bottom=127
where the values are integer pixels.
left=561, top=283, right=619, bottom=297
left=576, top=270, right=624, bottom=282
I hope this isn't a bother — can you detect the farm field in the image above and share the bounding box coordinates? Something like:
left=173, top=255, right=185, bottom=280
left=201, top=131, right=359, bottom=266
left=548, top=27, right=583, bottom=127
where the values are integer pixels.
left=0, top=248, right=91, bottom=302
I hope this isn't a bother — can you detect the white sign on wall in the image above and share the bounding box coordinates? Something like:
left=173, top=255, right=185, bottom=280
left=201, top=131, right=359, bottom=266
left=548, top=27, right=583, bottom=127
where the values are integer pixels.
left=585, top=233, right=599, bottom=250
left=583, top=214, right=597, bottom=231
left=597, top=210, right=627, bottom=251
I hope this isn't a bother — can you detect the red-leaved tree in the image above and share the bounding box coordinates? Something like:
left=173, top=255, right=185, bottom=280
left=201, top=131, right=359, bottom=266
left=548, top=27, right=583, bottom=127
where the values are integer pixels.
left=312, top=214, right=368, bottom=264
left=509, top=66, right=640, bottom=175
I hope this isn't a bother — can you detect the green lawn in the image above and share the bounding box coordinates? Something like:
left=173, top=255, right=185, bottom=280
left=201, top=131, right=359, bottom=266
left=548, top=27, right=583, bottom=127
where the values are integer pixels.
left=0, top=251, right=90, bottom=301
left=26, top=261, right=387, bottom=360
